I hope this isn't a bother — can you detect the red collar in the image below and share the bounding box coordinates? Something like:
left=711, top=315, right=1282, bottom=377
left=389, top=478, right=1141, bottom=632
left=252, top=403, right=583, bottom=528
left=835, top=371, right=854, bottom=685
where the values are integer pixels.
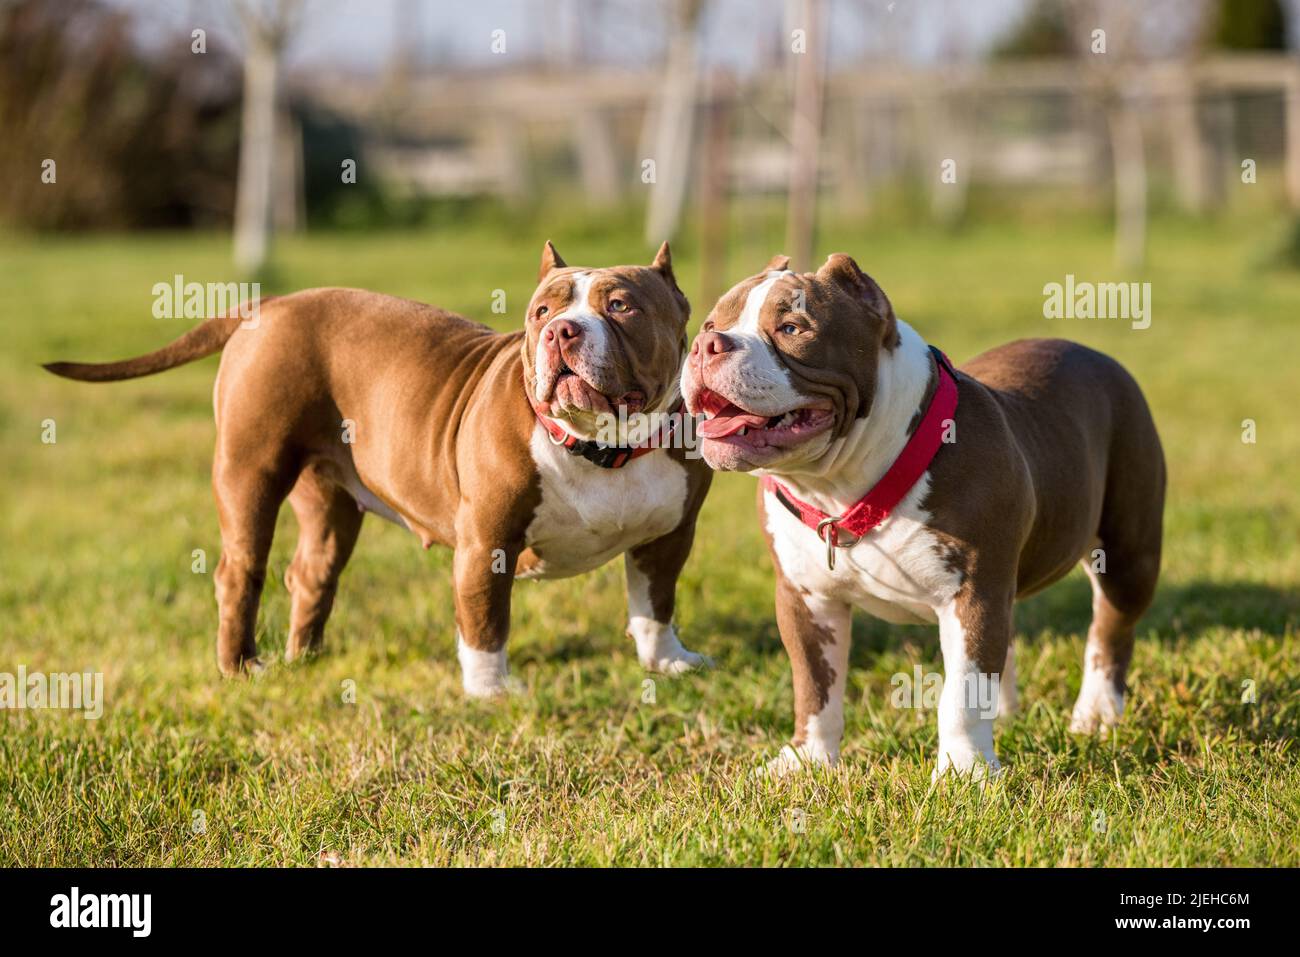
left=763, top=346, right=959, bottom=569
left=527, top=389, right=683, bottom=470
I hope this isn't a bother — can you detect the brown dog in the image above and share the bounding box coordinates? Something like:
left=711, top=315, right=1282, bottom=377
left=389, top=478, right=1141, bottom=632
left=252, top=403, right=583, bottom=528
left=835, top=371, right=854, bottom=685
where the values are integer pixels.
left=46, top=242, right=712, bottom=693
left=682, top=253, right=1164, bottom=778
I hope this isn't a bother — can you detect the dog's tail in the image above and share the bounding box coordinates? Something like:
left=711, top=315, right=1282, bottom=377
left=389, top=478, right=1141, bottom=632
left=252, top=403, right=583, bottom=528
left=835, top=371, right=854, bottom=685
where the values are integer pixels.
left=43, top=301, right=270, bottom=383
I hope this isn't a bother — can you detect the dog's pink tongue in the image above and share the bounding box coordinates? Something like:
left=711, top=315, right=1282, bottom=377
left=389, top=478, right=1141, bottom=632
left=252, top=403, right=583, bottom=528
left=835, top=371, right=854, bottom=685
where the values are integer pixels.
left=698, top=403, right=769, bottom=438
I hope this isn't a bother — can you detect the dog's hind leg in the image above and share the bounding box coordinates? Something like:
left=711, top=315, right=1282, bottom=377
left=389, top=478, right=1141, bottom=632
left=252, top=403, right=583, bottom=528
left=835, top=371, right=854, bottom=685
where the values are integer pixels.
left=1069, top=551, right=1159, bottom=733
left=283, top=466, right=364, bottom=663
left=1070, top=418, right=1164, bottom=733
left=213, top=455, right=295, bottom=677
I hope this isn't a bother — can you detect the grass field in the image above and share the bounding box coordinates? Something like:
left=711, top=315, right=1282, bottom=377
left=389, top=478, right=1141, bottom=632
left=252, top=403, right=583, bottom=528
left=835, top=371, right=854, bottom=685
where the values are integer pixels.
left=2, top=208, right=1298, bottom=866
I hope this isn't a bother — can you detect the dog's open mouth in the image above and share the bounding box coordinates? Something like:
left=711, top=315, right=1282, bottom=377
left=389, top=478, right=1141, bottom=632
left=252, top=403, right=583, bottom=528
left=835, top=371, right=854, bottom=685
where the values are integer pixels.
left=548, top=363, right=646, bottom=417
left=694, top=388, right=832, bottom=446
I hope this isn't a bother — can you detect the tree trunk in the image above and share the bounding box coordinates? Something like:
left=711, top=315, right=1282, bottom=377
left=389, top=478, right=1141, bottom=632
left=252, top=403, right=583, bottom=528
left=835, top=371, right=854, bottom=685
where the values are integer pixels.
left=234, top=29, right=278, bottom=275
left=1168, top=70, right=1214, bottom=214
left=575, top=108, right=620, bottom=206
left=1285, top=61, right=1300, bottom=210
left=925, top=85, right=970, bottom=228
left=1108, top=93, right=1146, bottom=270
left=698, top=76, right=732, bottom=307
left=785, top=0, right=825, bottom=270
left=644, top=0, right=702, bottom=245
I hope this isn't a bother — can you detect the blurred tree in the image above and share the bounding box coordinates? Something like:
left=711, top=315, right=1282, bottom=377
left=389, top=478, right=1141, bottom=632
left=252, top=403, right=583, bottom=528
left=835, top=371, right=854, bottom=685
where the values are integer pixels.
left=992, top=0, right=1073, bottom=59
left=0, top=0, right=241, bottom=230
left=232, top=0, right=300, bottom=276
left=786, top=0, right=826, bottom=269
left=644, top=0, right=705, bottom=245
left=1060, top=0, right=1213, bottom=265
left=1210, top=0, right=1287, bottom=50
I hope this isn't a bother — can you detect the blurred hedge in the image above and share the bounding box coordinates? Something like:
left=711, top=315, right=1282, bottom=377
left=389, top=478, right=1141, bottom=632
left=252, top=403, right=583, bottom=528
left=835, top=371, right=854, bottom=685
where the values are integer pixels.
left=0, top=0, right=242, bottom=230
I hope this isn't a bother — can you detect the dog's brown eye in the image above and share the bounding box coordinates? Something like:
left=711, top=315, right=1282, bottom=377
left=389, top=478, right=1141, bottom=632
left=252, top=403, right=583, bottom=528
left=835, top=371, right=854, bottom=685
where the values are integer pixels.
left=535, top=305, right=549, bottom=320
left=609, top=299, right=629, bottom=314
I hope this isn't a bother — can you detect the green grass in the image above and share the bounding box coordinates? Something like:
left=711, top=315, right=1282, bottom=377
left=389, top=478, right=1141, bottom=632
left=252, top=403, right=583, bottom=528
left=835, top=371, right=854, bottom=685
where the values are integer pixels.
left=1, top=208, right=1298, bottom=866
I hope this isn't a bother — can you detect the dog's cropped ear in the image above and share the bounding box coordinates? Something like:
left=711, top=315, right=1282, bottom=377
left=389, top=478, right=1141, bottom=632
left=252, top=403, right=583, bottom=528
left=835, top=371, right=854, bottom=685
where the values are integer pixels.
left=650, top=240, right=675, bottom=280
left=650, top=241, right=690, bottom=320
left=817, top=253, right=899, bottom=349
left=538, top=240, right=567, bottom=282
left=764, top=253, right=791, bottom=272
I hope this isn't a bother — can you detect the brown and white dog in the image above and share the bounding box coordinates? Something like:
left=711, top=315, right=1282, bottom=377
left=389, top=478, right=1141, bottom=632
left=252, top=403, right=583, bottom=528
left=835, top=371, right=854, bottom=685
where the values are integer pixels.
left=683, top=253, right=1165, bottom=778
left=45, top=242, right=712, bottom=693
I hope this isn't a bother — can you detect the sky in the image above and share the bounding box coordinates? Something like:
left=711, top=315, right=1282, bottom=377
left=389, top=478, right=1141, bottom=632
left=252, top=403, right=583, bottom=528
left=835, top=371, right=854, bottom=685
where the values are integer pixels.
left=111, top=0, right=1033, bottom=74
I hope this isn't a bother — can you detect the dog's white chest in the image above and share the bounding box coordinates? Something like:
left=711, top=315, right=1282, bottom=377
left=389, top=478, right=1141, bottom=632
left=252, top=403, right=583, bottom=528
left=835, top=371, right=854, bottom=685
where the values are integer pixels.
left=764, top=474, right=962, bottom=624
left=521, top=425, right=687, bottom=579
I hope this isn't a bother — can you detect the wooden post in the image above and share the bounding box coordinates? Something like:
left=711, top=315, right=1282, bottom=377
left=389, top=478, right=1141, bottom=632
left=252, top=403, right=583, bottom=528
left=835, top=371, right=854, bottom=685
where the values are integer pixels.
left=1168, top=70, right=1214, bottom=214
left=1108, top=88, right=1147, bottom=270
left=574, top=108, right=621, bottom=206
left=491, top=114, right=530, bottom=207
left=233, top=0, right=298, bottom=276
left=785, top=0, right=826, bottom=271
left=644, top=0, right=703, bottom=245
left=829, top=95, right=870, bottom=220
left=926, top=83, right=970, bottom=228
left=1286, top=60, right=1300, bottom=210
left=698, top=74, right=733, bottom=308
left=233, top=22, right=278, bottom=275
left=271, top=110, right=303, bottom=232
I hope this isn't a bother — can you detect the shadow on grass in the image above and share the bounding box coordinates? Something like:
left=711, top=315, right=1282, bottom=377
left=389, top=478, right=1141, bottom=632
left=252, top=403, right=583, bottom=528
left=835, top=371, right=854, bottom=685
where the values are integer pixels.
left=1016, top=575, right=1300, bottom=642
left=687, top=575, right=1298, bottom=673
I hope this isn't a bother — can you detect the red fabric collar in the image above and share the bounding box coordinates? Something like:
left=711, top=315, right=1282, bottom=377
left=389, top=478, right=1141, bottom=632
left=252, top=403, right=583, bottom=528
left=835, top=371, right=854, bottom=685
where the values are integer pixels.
left=527, top=388, right=683, bottom=470
left=763, top=346, right=959, bottom=569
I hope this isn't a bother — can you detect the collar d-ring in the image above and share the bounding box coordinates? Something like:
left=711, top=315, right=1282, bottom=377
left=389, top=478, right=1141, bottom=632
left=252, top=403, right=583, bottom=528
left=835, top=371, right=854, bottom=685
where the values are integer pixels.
left=817, top=517, right=841, bottom=571
left=816, top=516, right=863, bottom=571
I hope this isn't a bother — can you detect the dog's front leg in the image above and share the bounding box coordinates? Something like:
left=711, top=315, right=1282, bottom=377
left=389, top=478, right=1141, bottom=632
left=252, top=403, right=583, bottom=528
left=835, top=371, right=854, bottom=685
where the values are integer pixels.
left=452, top=535, right=519, bottom=699
left=763, top=576, right=852, bottom=777
left=625, top=526, right=709, bottom=675
left=933, top=594, right=1008, bottom=781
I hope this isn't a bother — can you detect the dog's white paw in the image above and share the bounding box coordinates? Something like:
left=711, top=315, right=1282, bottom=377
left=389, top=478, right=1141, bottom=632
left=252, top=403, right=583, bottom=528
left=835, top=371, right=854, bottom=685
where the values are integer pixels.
left=463, top=677, right=523, bottom=700
left=462, top=673, right=512, bottom=700
left=643, top=647, right=712, bottom=675
left=457, top=633, right=512, bottom=699
left=1068, top=706, right=1120, bottom=734
left=629, top=619, right=711, bottom=675
left=932, top=748, right=1002, bottom=784
left=283, top=642, right=321, bottom=665
left=1069, top=668, right=1124, bottom=733
left=757, top=743, right=835, bottom=780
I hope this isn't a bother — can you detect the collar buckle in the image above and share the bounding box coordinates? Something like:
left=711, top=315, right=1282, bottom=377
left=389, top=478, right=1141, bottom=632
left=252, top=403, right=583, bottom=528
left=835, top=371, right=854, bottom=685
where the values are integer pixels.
left=573, top=441, right=629, bottom=469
